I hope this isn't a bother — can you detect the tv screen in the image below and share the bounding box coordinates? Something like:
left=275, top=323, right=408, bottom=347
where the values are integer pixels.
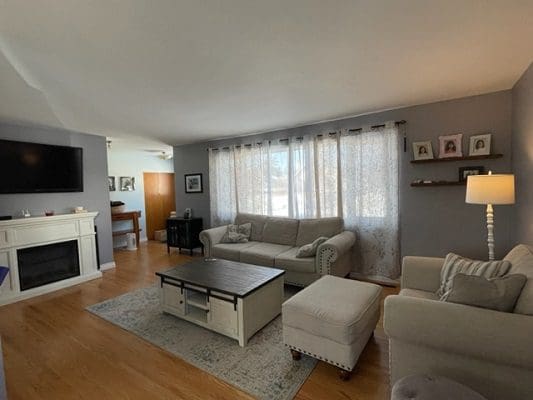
left=0, top=139, right=83, bottom=193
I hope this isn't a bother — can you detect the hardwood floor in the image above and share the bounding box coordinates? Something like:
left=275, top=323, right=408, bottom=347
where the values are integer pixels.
left=0, top=241, right=398, bottom=400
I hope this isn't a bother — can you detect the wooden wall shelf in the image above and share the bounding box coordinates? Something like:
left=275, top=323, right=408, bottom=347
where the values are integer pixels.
left=410, top=154, right=503, bottom=164
left=411, top=181, right=466, bottom=187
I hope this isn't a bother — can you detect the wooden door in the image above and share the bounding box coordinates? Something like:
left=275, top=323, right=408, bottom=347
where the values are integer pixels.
left=144, top=172, right=176, bottom=240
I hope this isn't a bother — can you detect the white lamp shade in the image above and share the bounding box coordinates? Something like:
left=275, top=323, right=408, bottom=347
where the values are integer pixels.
left=466, top=174, right=515, bottom=205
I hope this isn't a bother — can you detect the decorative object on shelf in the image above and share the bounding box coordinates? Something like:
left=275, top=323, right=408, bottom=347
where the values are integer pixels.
left=184, top=173, right=203, bottom=193
left=110, top=200, right=126, bottom=214
left=120, top=176, right=135, bottom=191
left=458, top=166, right=485, bottom=182
left=183, top=208, right=192, bottom=219
left=108, top=176, right=116, bottom=191
left=44, top=210, right=55, bottom=216
left=21, top=209, right=31, bottom=218
left=73, top=206, right=87, bottom=214
left=466, top=171, right=515, bottom=260
left=412, top=141, right=434, bottom=161
left=438, top=133, right=463, bottom=158
left=469, top=134, right=491, bottom=156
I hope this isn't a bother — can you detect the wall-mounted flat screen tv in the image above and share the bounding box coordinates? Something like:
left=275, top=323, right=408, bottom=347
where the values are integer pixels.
left=0, top=139, right=83, bottom=193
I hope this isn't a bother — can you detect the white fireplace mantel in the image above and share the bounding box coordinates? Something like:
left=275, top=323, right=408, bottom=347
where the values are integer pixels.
left=0, top=212, right=102, bottom=306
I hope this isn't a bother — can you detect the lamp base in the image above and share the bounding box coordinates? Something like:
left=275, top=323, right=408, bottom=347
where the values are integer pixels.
left=486, top=203, right=494, bottom=261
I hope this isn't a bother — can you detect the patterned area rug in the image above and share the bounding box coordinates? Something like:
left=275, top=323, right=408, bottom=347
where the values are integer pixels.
left=86, top=285, right=316, bottom=400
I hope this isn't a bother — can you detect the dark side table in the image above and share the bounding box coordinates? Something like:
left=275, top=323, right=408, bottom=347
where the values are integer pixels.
left=166, top=217, right=204, bottom=255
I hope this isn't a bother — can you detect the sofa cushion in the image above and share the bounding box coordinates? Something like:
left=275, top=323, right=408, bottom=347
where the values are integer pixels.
left=399, top=288, right=439, bottom=301
left=440, top=273, right=527, bottom=312
left=212, top=241, right=260, bottom=262
left=262, top=217, right=299, bottom=246
left=240, top=242, right=293, bottom=267
left=282, top=276, right=382, bottom=344
left=296, top=217, right=344, bottom=246
left=296, top=236, right=328, bottom=258
left=275, top=247, right=316, bottom=274
left=505, top=244, right=533, bottom=315
left=391, top=374, right=488, bottom=400
left=220, top=223, right=252, bottom=243
left=437, top=253, right=511, bottom=297
left=234, top=213, right=267, bottom=242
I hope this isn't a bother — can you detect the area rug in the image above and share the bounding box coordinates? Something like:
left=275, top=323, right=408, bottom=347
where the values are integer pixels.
left=86, top=285, right=316, bottom=400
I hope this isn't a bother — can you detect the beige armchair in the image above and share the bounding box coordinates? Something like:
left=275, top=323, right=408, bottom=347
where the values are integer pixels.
left=384, top=246, right=533, bottom=400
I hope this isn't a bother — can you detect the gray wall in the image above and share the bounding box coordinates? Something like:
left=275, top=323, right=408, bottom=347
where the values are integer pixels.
left=174, top=90, right=514, bottom=261
left=0, top=122, right=114, bottom=264
left=512, top=63, right=533, bottom=246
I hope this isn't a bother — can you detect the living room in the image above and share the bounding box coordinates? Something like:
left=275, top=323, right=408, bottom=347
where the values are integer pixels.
left=0, top=2, right=532, bottom=399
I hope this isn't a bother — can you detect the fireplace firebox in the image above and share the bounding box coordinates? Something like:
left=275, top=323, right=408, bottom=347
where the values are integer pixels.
left=18, top=240, right=80, bottom=291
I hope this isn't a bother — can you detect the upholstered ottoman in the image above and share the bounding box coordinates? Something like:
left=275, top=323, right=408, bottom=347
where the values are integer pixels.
left=282, top=275, right=382, bottom=380
left=391, top=375, right=488, bottom=400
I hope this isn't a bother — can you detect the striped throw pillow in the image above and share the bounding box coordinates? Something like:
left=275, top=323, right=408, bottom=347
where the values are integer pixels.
left=437, top=253, right=511, bottom=297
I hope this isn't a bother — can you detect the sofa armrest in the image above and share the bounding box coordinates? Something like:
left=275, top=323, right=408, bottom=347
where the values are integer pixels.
left=316, top=231, right=355, bottom=275
left=384, top=294, right=533, bottom=369
left=401, top=256, right=444, bottom=292
left=199, top=226, right=227, bottom=258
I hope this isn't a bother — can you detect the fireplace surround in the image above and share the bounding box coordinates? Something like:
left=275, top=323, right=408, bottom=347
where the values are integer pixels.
left=0, top=212, right=101, bottom=305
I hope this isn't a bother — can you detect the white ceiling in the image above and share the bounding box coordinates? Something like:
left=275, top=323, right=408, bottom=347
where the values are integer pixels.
left=0, top=1, right=532, bottom=146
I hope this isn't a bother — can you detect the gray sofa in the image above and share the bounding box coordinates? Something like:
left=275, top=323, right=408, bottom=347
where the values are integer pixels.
left=199, top=213, right=355, bottom=286
left=384, top=244, right=533, bottom=400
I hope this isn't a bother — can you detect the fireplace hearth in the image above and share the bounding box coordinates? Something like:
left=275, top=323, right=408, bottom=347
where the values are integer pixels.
left=18, top=240, right=80, bottom=291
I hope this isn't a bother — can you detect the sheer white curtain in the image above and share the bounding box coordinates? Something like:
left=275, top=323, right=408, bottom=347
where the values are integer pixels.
left=208, top=123, right=400, bottom=278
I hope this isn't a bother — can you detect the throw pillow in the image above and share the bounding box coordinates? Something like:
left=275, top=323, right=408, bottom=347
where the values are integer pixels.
left=296, top=236, right=329, bottom=258
left=440, top=273, right=527, bottom=312
left=220, top=223, right=252, bottom=243
left=436, top=253, right=511, bottom=297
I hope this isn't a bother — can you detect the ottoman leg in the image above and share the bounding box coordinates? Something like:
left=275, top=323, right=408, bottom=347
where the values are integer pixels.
left=338, top=368, right=352, bottom=381
left=290, top=349, right=302, bottom=361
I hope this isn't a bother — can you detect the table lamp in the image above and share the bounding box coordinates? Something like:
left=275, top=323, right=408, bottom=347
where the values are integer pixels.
left=465, top=171, right=515, bottom=260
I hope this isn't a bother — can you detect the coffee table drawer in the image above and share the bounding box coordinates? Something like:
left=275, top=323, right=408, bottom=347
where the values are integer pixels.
left=161, top=282, right=185, bottom=315
left=209, top=297, right=238, bottom=336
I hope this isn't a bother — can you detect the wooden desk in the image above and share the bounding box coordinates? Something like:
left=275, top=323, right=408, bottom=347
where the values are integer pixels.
left=112, top=211, right=141, bottom=245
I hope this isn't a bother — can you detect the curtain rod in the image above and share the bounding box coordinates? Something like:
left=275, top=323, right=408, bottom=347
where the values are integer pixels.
left=207, top=120, right=406, bottom=151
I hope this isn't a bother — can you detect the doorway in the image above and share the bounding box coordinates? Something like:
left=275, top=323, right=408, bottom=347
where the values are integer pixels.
left=143, top=172, right=176, bottom=240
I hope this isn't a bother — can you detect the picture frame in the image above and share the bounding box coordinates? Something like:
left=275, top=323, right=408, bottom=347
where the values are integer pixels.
left=412, top=141, right=434, bottom=161
left=438, top=133, right=463, bottom=158
left=185, top=173, right=203, bottom=193
left=459, top=166, right=485, bottom=182
left=119, top=176, right=135, bottom=191
left=469, top=134, right=491, bottom=156
left=108, top=176, right=116, bottom=191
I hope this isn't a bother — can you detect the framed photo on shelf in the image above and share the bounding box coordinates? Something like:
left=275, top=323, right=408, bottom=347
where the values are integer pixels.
left=412, top=141, right=434, bottom=161
left=438, top=133, right=463, bottom=158
left=185, top=173, right=203, bottom=193
left=469, top=134, right=491, bottom=156
left=459, top=166, right=485, bottom=182
left=120, top=176, right=135, bottom=191
left=108, top=176, right=116, bottom=191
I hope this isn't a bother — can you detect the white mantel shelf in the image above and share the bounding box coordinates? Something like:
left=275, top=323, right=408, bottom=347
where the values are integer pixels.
left=0, top=212, right=102, bottom=306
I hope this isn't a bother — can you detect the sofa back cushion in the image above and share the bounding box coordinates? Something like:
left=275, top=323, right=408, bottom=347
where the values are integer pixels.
left=235, top=213, right=267, bottom=242
left=504, top=244, right=533, bottom=315
left=295, top=217, right=344, bottom=246
left=437, top=253, right=511, bottom=297
left=262, top=217, right=299, bottom=246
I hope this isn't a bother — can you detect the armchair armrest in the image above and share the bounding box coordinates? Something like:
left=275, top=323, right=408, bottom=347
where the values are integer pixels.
left=384, top=294, right=533, bottom=370
left=199, top=225, right=227, bottom=258
left=317, top=231, right=355, bottom=275
left=401, top=256, right=444, bottom=292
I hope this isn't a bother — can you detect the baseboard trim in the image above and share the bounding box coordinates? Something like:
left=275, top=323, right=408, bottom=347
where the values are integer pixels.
left=100, top=261, right=116, bottom=271
left=349, top=272, right=399, bottom=287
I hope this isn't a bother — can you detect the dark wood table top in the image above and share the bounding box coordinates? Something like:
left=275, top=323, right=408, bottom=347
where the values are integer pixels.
left=156, top=259, right=285, bottom=298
